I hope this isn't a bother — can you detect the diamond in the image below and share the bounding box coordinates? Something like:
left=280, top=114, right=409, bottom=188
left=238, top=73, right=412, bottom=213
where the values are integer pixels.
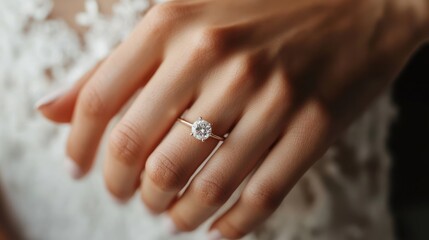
left=191, top=117, right=212, bottom=142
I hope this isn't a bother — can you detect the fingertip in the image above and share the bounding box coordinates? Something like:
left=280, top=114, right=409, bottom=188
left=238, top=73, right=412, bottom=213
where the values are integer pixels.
left=38, top=107, right=74, bottom=124
left=36, top=87, right=76, bottom=123
left=35, top=88, right=69, bottom=110
left=207, top=229, right=223, bottom=240
left=65, top=157, right=84, bottom=179
left=160, top=214, right=181, bottom=235
left=144, top=204, right=160, bottom=216
left=112, top=195, right=129, bottom=205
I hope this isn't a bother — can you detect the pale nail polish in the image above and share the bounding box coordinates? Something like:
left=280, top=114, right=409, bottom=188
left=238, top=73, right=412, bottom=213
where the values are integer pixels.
left=161, top=215, right=180, bottom=235
left=35, top=87, right=69, bottom=109
left=65, top=157, right=83, bottom=179
left=207, top=230, right=223, bottom=240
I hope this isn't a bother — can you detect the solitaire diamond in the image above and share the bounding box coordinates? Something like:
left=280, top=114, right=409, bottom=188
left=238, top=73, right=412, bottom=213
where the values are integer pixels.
left=191, top=117, right=212, bottom=141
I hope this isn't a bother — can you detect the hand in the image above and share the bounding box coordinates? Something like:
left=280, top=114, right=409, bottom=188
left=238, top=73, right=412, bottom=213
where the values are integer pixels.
left=37, top=0, right=428, bottom=238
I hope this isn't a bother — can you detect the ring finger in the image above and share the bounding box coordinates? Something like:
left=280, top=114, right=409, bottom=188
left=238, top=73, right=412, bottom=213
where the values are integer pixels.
left=140, top=56, right=255, bottom=213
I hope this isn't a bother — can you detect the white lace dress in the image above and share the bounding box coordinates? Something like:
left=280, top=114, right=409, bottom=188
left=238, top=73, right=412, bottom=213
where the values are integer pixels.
left=0, top=0, right=394, bottom=239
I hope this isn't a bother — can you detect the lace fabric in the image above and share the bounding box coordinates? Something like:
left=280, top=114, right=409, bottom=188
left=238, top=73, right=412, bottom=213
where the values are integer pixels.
left=0, top=0, right=393, bottom=239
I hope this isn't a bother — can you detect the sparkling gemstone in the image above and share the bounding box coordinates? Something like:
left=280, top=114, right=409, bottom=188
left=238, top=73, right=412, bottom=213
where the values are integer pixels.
left=191, top=118, right=212, bottom=141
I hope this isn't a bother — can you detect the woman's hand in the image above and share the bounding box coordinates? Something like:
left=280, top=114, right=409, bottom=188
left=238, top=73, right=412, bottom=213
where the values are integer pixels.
left=37, top=0, right=428, bottom=238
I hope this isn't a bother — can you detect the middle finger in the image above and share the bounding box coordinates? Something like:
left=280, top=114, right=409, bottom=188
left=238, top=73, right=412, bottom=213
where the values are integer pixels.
left=103, top=54, right=198, bottom=200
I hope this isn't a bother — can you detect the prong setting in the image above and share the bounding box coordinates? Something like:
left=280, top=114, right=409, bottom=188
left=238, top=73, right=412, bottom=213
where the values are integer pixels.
left=177, top=117, right=225, bottom=141
left=191, top=117, right=212, bottom=141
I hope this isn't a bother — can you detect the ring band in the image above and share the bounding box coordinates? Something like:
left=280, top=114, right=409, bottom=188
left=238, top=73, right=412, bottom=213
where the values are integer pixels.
left=177, top=117, right=226, bottom=142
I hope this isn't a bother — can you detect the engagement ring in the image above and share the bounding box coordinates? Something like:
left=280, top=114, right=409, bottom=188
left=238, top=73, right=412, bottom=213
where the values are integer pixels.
left=177, top=117, right=226, bottom=142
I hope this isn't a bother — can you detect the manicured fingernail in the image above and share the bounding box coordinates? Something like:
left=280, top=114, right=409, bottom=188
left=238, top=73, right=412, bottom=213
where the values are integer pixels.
left=161, top=215, right=180, bottom=235
left=65, top=157, right=83, bottom=179
left=207, top=230, right=223, bottom=240
left=35, top=87, right=69, bottom=109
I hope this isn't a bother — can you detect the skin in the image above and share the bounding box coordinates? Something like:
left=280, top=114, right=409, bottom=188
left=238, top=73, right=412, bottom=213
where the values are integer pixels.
left=39, top=0, right=429, bottom=239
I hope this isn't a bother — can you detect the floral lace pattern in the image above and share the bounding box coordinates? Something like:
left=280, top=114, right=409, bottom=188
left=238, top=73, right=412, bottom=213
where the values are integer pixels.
left=0, top=0, right=393, bottom=239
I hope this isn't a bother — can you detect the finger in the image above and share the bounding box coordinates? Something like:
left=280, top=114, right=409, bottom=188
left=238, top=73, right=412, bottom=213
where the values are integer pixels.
left=37, top=61, right=102, bottom=123
left=102, top=49, right=209, bottom=200
left=166, top=73, right=289, bottom=232
left=210, top=101, right=332, bottom=239
left=140, top=53, right=263, bottom=212
left=102, top=3, right=246, bottom=199
left=66, top=18, right=163, bottom=178
left=140, top=85, right=246, bottom=213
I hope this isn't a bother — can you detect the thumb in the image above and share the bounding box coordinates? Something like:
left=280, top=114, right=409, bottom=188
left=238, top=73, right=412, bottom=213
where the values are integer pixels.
left=35, top=62, right=101, bottom=123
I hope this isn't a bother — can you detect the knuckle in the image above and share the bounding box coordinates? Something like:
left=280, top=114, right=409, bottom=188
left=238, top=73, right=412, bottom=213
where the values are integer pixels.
left=191, top=177, right=229, bottom=207
left=145, top=150, right=183, bottom=191
left=191, top=28, right=228, bottom=59
left=145, top=3, right=184, bottom=31
left=108, top=122, right=143, bottom=166
left=147, top=3, right=175, bottom=22
left=242, top=184, right=282, bottom=212
left=79, top=84, right=109, bottom=118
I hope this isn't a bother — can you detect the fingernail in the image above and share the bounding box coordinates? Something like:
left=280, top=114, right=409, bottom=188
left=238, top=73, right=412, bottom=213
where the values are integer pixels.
left=161, top=215, right=180, bottom=235
left=112, top=196, right=128, bottom=205
left=65, top=157, right=83, bottom=179
left=207, top=230, right=223, bottom=240
left=35, top=87, right=69, bottom=109
left=145, top=207, right=159, bottom=216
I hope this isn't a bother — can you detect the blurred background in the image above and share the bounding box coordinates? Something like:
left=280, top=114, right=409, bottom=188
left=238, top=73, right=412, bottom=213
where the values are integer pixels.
left=0, top=0, right=427, bottom=239
left=389, top=44, right=429, bottom=240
